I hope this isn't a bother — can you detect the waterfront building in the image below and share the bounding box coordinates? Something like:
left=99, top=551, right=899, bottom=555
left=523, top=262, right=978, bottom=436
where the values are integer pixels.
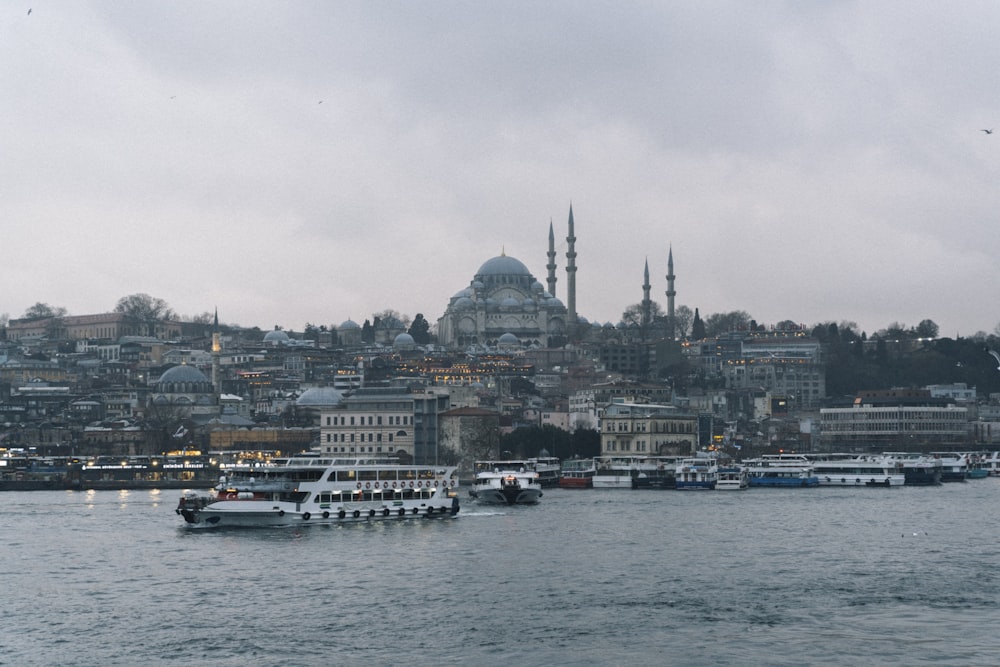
left=820, top=390, right=969, bottom=451
left=599, top=401, right=698, bottom=456
left=318, top=387, right=451, bottom=464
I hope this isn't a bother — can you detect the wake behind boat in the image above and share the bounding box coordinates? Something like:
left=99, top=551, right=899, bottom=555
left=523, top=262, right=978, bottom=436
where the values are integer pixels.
left=176, top=455, right=460, bottom=528
left=469, top=460, right=543, bottom=505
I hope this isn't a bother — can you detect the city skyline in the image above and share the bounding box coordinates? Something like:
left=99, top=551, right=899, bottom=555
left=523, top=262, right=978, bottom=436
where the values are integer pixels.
left=4, top=3, right=1000, bottom=337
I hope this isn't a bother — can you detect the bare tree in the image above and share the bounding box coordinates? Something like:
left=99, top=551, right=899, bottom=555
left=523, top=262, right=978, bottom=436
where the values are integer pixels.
left=115, top=293, right=175, bottom=336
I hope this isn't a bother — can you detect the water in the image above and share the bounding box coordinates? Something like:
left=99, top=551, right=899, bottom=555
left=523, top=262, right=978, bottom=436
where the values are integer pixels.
left=2, top=482, right=999, bottom=666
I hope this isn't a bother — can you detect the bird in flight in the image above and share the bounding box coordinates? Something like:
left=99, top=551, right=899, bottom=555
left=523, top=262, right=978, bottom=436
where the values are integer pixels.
left=986, top=347, right=1000, bottom=370
left=983, top=128, right=994, bottom=134
left=27, top=7, right=32, bottom=14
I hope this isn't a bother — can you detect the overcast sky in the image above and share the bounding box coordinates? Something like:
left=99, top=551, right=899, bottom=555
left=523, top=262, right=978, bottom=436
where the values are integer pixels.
left=3, top=2, right=999, bottom=337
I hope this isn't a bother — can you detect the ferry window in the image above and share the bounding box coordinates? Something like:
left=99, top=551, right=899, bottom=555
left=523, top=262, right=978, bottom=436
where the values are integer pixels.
left=359, top=470, right=378, bottom=481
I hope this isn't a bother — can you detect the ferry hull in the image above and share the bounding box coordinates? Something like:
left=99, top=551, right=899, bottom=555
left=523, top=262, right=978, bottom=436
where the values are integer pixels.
left=815, top=474, right=905, bottom=487
left=178, top=498, right=459, bottom=528
left=470, top=488, right=542, bottom=505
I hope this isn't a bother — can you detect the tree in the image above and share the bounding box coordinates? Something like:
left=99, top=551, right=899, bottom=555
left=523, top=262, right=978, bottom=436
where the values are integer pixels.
left=361, top=319, right=374, bottom=344
left=704, top=310, right=752, bottom=337
left=620, top=301, right=664, bottom=327
left=408, top=313, right=431, bottom=344
left=673, top=304, right=693, bottom=339
left=915, top=319, right=939, bottom=339
left=372, top=309, right=411, bottom=330
left=114, top=293, right=174, bottom=336
left=691, top=308, right=706, bottom=340
left=22, top=302, right=67, bottom=320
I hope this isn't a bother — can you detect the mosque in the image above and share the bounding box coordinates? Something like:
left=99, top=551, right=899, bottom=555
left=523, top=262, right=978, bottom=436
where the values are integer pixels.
left=435, top=206, right=678, bottom=350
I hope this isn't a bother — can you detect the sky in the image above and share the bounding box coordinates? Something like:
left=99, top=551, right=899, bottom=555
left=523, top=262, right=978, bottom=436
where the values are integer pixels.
left=3, top=2, right=1000, bottom=338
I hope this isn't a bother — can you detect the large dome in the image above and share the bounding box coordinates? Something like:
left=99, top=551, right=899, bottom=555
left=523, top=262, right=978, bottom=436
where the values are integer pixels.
left=476, top=255, right=531, bottom=277
left=158, top=364, right=210, bottom=385
left=296, top=387, right=345, bottom=407
left=263, top=329, right=291, bottom=344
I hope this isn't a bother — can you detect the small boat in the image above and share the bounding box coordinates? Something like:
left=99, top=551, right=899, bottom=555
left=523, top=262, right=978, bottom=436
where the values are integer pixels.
left=715, top=466, right=749, bottom=490
left=675, top=457, right=718, bottom=490
left=469, top=461, right=543, bottom=505
left=742, top=454, right=819, bottom=488
left=176, top=455, right=460, bottom=528
left=559, top=458, right=595, bottom=489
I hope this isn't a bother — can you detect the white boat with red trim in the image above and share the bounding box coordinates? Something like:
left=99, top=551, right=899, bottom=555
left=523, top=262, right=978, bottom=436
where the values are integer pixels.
left=175, top=455, right=460, bottom=528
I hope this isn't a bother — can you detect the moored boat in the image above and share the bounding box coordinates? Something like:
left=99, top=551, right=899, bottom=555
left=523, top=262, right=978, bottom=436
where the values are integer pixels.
left=559, top=458, right=595, bottom=489
left=809, top=454, right=904, bottom=487
left=675, top=457, right=718, bottom=490
left=716, top=466, right=749, bottom=490
left=528, top=456, right=562, bottom=487
left=469, top=460, right=543, bottom=505
left=883, top=452, right=942, bottom=486
left=931, top=453, right=968, bottom=482
left=592, top=456, right=661, bottom=489
left=176, top=455, right=460, bottom=528
left=742, top=454, right=819, bottom=488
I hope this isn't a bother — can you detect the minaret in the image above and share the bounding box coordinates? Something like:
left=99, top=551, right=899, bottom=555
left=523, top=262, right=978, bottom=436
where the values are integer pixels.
left=546, top=220, right=557, bottom=298
left=641, top=258, right=652, bottom=332
left=665, top=246, right=676, bottom=339
left=565, top=205, right=578, bottom=327
left=211, top=307, right=221, bottom=396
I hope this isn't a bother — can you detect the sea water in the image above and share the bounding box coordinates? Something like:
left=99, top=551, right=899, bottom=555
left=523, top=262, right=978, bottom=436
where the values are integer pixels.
left=1, top=482, right=999, bottom=666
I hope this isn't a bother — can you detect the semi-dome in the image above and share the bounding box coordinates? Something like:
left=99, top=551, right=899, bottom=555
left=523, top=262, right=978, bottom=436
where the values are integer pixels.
left=476, top=255, right=531, bottom=277
left=498, top=332, right=519, bottom=344
left=296, top=387, right=345, bottom=407
left=454, top=296, right=474, bottom=309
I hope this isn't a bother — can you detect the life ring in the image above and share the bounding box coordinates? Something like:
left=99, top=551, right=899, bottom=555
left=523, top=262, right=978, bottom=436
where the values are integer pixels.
left=302, top=512, right=311, bottom=521
left=840, top=478, right=846, bottom=484
left=357, top=483, right=362, bottom=489
left=373, top=482, right=379, bottom=489
left=417, top=481, right=422, bottom=488
left=368, top=509, right=376, bottom=518
left=277, top=510, right=285, bottom=516
left=426, top=506, right=434, bottom=515
left=398, top=507, right=405, bottom=516
left=855, top=478, right=861, bottom=484
left=337, top=510, right=346, bottom=519
left=450, top=480, right=455, bottom=487
left=353, top=510, right=361, bottom=518
left=392, top=482, right=397, bottom=489
left=322, top=511, right=330, bottom=519
left=382, top=508, right=390, bottom=517
left=366, top=482, right=371, bottom=489
left=412, top=507, right=419, bottom=515
left=409, top=481, right=414, bottom=488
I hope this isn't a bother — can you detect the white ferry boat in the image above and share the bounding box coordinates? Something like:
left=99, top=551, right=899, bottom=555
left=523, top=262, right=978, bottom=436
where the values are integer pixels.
left=809, top=454, right=904, bottom=487
left=469, top=460, right=543, bottom=505
left=675, top=457, right=718, bottom=490
left=883, top=452, right=941, bottom=486
left=176, top=455, right=460, bottom=528
left=592, top=456, right=661, bottom=489
left=716, top=466, right=749, bottom=490
left=931, top=452, right=969, bottom=482
left=742, top=454, right=819, bottom=488
left=528, top=456, right=562, bottom=487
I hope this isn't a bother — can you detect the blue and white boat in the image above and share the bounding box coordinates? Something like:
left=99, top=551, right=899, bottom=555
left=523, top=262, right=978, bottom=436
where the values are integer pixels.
left=742, top=454, right=819, bottom=488
left=674, top=457, right=718, bottom=490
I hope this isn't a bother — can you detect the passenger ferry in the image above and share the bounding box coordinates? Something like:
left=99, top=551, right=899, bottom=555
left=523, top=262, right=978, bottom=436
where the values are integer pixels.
left=809, top=454, right=905, bottom=487
left=741, top=454, right=819, bottom=488
left=469, top=460, right=543, bottom=505
left=716, top=466, right=749, bottom=490
left=559, top=458, right=596, bottom=489
left=883, top=453, right=942, bottom=486
left=528, top=456, right=562, bottom=487
left=982, top=451, right=1000, bottom=476
left=931, top=452, right=969, bottom=482
left=674, top=457, right=718, bottom=490
left=592, top=456, right=661, bottom=489
left=176, top=455, right=460, bottom=528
